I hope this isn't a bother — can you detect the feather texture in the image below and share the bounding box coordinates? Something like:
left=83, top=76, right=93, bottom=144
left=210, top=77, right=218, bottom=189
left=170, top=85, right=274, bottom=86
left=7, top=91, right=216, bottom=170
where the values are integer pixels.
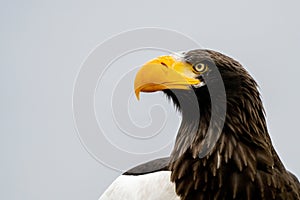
left=167, top=50, right=300, bottom=200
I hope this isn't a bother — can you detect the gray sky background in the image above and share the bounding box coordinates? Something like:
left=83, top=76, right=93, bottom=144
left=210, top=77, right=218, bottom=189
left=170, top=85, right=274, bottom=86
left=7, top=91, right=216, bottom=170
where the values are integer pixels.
left=1, top=1, right=300, bottom=200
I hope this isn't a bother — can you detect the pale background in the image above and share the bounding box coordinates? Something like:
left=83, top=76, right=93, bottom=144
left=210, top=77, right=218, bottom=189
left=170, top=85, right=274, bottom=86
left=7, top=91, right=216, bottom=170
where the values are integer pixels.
left=1, top=0, right=300, bottom=200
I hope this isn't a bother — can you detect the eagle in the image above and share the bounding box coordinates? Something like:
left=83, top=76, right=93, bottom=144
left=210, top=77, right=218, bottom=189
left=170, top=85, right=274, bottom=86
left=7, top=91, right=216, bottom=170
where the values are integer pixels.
left=99, top=49, right=300, bottom=200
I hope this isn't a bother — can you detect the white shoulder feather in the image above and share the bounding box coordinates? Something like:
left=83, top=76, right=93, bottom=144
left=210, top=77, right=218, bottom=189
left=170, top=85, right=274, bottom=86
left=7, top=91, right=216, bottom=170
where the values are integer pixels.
left=99, top=171, right=180, bottom=200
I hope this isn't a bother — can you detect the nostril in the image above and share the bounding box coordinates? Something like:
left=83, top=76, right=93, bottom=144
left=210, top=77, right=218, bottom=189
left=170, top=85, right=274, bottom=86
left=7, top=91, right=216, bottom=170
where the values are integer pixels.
left=160, top=62, right=168, bottom=67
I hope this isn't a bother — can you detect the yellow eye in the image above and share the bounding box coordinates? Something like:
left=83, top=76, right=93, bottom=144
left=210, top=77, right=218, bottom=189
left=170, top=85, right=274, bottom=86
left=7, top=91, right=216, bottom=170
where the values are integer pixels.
left=193, top=63, right=208, bottom=73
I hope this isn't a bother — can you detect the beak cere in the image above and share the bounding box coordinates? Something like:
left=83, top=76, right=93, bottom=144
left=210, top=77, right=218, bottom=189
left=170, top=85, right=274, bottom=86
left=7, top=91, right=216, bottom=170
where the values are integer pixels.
left=134, top=56, right=201, bottom=100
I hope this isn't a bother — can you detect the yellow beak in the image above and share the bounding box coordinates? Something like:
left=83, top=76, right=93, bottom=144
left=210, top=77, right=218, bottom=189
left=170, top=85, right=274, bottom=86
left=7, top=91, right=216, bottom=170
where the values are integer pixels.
left=134, top=55, right=200, bottom=100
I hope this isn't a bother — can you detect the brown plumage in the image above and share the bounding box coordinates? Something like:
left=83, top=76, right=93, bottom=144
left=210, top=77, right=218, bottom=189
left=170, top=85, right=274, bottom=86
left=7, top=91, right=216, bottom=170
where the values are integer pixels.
left=129, top=49, right=300, bottom=200
left=163, top=49, right=300, bottom=200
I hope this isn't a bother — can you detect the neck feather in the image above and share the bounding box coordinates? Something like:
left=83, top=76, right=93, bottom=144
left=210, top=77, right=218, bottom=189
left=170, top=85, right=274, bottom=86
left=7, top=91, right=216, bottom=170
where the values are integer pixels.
left=168, top=83, right=285, bottom=199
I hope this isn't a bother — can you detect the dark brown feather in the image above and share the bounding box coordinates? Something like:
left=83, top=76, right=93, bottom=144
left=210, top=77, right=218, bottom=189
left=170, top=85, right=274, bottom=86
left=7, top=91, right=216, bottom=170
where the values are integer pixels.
left=123, top=157, right=170, bottom=175
left=165, top=49, right=300, bottom=200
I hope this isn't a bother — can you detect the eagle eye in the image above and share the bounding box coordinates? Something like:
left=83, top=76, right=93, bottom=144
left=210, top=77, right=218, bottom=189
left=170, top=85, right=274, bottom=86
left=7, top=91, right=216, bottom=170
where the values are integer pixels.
left=193, top=63, right=208, bottom=73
